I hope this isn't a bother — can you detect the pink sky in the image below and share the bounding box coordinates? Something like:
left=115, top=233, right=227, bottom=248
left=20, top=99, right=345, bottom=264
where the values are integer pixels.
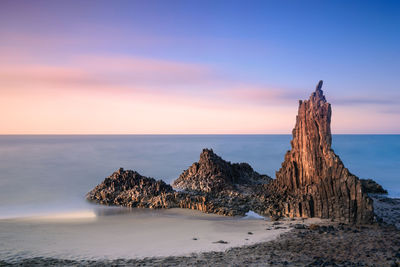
left=1, top=54, right=397, bottom=134
left=1, top=1, right=399, bottom=134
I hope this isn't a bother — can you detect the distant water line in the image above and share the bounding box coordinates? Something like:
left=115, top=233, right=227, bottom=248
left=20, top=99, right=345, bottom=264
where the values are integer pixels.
left=0, top=135, right=398, bottom=219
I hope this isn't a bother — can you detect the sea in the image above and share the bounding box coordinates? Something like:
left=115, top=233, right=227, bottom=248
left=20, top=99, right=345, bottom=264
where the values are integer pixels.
left=0, top=134, right=399, bottom=220
left=0, top=135, right=399, bottom=261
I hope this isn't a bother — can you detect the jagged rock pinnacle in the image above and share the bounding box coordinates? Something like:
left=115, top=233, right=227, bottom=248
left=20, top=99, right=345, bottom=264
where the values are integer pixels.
left=275, top=81, right=374, bottom=223
left=87, top=80, right=378, bottom=224
left=316, top=80, right=323, bottom=91
left=311, top=80, right=326, bottom=102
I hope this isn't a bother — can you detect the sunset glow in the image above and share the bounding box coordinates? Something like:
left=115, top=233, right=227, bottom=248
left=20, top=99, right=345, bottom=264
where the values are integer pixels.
left=1, top=0, right=399, bottom=134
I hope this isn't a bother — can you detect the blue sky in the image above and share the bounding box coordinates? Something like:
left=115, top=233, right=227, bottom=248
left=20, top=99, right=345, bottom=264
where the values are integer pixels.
left=0, top=0, right=399, bottom=133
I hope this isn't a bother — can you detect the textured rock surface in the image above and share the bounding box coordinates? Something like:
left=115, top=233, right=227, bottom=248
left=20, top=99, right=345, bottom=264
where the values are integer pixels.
left=173, top=149, right=272, bottom=193
left=372, top=195, right=400, bottom=229
left=88, top=150, right=273, bottom=217
left=274, top=81, right=374, bottom=223
left=360, top=179, right=388, bottom=194
left=87, top=168, right=177, bottom=209
left=87, top=173, right=254, bottom=216
left=87, top=81, right=384, bottom=224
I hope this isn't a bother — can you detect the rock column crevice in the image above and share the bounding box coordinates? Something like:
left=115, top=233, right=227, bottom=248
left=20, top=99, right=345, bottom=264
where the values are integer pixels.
left=274, top=81, right=374, bottom=223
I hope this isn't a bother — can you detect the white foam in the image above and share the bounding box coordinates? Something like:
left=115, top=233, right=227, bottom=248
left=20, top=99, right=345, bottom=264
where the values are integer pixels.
left=243, top=210, right=265, bottom=220
left=19, top=210, right=97, bottom=222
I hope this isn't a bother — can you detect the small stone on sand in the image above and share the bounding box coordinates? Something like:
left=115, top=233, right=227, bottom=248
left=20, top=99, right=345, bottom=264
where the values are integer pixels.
left=213, top=240, right=229, bottom=244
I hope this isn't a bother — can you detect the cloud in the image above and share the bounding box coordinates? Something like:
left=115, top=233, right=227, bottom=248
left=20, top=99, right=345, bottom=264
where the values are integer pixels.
left=0, top=54, right=288, bottom=107
left=3, top=54, right=399, bottom=113
left=330, top=96, right=400, bottom=106
left=0, top=56, right=217, bottom=91
left=1, top=47, right=399, bottom=134
left=378, top=106, right=400, bottom=114
left=211, top=86, right=296, bottom=106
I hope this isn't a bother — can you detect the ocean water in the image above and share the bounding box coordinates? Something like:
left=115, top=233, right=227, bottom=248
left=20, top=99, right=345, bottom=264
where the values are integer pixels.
left=0, top=135, right=399, bottom=219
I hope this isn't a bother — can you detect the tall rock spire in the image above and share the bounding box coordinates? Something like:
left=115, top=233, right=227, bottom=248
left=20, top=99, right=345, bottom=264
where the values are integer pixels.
left=275, top=81, right=374, bottom=223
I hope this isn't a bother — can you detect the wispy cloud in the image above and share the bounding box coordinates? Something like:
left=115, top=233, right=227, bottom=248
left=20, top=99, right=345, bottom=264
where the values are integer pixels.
left=0, top=57, right=216, bottom=90
left=2, top=55, right=399, bottom=113
left=0, top=54, right=286, bottom=106
left=331, top=96, right=400, bottom=106
left=1, top=35, right=399, bottom=134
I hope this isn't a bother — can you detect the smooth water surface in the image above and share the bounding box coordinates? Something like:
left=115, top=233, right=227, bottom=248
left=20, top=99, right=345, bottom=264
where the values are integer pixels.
left=0, top=135, right=398, bottom=219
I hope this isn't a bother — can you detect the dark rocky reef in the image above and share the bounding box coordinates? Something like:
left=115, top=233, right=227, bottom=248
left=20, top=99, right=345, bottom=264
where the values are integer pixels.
left=172, top=148, right=273, bottom=215
left=360, top=179, right=388, bottom=194
left=87, top=168, right=176, bottom=209
left=173, top=148, right=272, bottom=193
left=272, top=80, right=374, bottom=224
left=88, top=150, right=273, bottom=216
left=87, top=81, right=387, bottom=224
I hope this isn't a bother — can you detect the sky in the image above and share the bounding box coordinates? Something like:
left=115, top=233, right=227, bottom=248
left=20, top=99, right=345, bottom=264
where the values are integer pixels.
left=0, top=0, right=399, bottom=134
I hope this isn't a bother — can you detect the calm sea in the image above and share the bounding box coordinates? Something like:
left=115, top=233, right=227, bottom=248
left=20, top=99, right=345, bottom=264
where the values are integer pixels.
left=0, top=135, right=399, bottom=219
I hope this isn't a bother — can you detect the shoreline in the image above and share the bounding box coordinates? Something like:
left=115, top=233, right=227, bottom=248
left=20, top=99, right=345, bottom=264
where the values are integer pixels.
left=1, top=196, right=399, bottom=266
left=0, top=208, right=299, bottom=262
left=1, top=223, right=399, bottom=266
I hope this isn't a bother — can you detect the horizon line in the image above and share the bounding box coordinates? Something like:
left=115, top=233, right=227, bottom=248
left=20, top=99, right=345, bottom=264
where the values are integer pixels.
left=1, top=133, right=399, bottom=136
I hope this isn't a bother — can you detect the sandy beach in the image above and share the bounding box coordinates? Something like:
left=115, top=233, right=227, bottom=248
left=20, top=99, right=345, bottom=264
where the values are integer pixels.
left=0, top=208, right=310, bottom=262
left=1, top=220, right=399, bottom=266
left=1, top=196, right=399, bottom=266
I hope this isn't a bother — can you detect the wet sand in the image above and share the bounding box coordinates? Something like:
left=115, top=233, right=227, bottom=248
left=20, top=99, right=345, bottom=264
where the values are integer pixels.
left=1, top=196, right=399, bottom=266
left=1, top=222, right=399, bottom=266
left=0, top=208, right=298, bottom=262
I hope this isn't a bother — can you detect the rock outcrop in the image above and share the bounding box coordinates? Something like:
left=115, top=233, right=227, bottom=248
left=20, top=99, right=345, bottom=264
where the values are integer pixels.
left=87, top=80, right=383, bottom=224
left=87, top=168, right=176, bottom=209
left=360, top=179, right=388, bottom=195
left=88, top=151, right=273, bottom=216
left=273, top=80, right=374, bottom=224
left=173, top=149, right=272, bottom=193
